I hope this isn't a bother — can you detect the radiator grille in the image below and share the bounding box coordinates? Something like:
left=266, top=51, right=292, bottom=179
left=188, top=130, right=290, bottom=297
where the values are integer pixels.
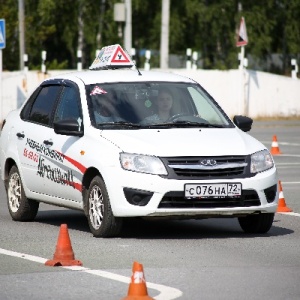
left=161, top=156, right=250, bottom=179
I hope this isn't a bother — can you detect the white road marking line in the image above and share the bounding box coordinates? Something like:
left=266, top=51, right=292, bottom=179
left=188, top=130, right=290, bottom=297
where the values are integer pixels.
left=274, top=154, right=300, bottom=157
left=0, top=248, right=48, bottom=264
left=276, top=142, right=300, bottom=146
left=275, top=163, right=300, bottom=165
left=281, top=182, right=300, bottom=184
left=260, top=141, right=300, bottom=147
left=0, top=248, right=182, bottom=300
left=77, top=269, right=182, bottom=300
left=278, top=212, right=300, bottom=217
left=277, top=166, right=300, bottom=169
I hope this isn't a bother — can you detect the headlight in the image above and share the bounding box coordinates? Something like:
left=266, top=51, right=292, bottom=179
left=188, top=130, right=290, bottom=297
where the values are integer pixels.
left=250, top=149, right=274, bottom=173
left=120, top=153, right=167, bottom=175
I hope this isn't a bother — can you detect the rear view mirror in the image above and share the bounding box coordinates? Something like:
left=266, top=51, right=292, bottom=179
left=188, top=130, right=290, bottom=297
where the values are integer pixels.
left=233, top=115, right=253, bottom=132
left=53, top=119, right=83, bottom=137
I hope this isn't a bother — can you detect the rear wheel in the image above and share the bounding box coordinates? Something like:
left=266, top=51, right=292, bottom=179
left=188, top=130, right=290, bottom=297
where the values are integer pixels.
left=238, top=213, right=275, bottom=234
left=86, top=175, right=122, bottom=237
left=7, top=165, right=39, bottom=221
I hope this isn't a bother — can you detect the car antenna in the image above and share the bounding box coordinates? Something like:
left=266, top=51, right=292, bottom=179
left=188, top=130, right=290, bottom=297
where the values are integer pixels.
left=135, top=65, right=142, bottom=76
left=124, top=48, right=142, bottom=76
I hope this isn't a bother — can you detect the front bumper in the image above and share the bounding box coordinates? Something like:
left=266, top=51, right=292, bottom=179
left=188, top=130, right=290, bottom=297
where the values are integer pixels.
left=104, top=166, right=278, bottom=218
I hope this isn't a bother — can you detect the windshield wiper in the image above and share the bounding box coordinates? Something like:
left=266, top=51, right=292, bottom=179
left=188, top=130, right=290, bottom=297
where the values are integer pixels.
left=98, top=121, right=142, bottom=129
left=145, top=121, right=224, bottom=128
left=178, top=121, right=224, bottom=128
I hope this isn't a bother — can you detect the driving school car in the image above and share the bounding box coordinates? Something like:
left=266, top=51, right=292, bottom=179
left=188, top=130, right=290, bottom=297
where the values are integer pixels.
left=0, top=44, right=278, bottom=237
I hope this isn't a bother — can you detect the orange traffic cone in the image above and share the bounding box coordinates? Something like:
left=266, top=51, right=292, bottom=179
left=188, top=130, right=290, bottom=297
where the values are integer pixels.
left=270, top=135, right=282, bottom=155
left=276, top=181, right=292, bottom=213
left=45, top=224, right=82, bottom=266
left=123, top=262, right=154, bottom=300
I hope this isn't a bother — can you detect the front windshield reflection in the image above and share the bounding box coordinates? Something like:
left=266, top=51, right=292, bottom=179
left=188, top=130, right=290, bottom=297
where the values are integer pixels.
left=86, top=82, right=232, bottom=129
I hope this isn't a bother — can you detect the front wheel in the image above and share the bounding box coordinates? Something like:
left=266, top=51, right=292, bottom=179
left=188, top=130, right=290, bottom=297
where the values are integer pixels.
left=7, top=165, right=39, bottom=221
left=238, top=213, right=275, bottom=234
left=85, top=176, right=122, bottom=237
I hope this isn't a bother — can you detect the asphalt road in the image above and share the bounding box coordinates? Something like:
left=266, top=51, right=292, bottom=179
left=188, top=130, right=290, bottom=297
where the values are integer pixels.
left=0, top=120, right=299, bottom=300
left=249, top=120, right=300, bottom=213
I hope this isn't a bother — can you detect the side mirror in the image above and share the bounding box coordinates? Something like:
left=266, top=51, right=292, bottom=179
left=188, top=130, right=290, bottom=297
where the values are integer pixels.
left=53, top=119, right=83, bottom=137
left=233, top=115, right=253, bottom=132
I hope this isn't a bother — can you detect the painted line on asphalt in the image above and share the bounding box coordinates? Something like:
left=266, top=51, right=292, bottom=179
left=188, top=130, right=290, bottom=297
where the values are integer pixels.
left=0, top=248, right=182, bottom=300
left=278, top=212, right=300, bottom=217
left=277, top=166, right=300, bottom=169
left=276, top=163, right=300, bottom=165
left=281, top=181, right=300, bottom=184
left=277, top=142, right=300, bottom=146
left=260, top=141, right=300, bottom=147
left=65, top=267, right=182, bottom=300
left=0, top=248, right=48, bottom=264
left=276, top=142, right=300, bottom=146
left=274, top=154, right=300, bottom=157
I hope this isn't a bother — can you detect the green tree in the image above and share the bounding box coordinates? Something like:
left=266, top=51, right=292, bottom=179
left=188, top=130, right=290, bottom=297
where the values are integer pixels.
left=1, top=0, right=19, bottom=70
left=1, top=0, right=300, bottom=74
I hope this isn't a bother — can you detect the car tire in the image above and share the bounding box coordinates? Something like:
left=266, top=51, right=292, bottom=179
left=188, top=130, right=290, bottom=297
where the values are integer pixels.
left=86, top=175, right=122, bottom=237
left=7, top=165, right=39, bottom=221
left=238, top=213, right=275, bottom=234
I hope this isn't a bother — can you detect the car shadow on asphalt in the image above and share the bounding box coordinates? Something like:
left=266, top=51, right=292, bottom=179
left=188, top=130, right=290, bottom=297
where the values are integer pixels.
left=35, top=209, right=293, bottom=239
left=120, top=217, right=293, bottom=239
left=35, top=209, right=90, bottom=233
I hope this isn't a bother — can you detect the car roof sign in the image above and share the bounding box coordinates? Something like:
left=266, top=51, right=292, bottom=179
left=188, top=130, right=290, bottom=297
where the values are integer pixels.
left=89, top=44, right=134, bottom=70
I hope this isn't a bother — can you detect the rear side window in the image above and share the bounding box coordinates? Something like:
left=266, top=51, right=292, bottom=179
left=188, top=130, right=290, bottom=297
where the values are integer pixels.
left=20, top=87, right=40, bottom=120
left=27, top=85, right=61, bottom=126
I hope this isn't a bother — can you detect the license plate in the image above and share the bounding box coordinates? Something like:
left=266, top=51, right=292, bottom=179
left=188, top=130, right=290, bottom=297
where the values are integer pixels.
left=184, top=183, right=242, bottom=198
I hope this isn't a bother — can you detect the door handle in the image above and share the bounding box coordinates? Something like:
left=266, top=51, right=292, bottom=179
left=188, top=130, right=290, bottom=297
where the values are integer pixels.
left=43, top=140, right=53, bottom=146
left=16, top=132, right=25, bottom=139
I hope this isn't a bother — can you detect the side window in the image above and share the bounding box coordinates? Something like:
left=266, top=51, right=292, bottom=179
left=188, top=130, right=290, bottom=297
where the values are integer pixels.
left=187, top=87, right=228, bottom=124
left=54, top=86, right=82, bottom=122
left=20, top=87, right=41, bottom=120
left=28, top=85, right=61, bottom=126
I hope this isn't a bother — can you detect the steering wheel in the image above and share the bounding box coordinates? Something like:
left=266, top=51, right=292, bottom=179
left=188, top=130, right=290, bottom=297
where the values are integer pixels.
left=167, top=113, right=190, bottom=122
left=168, top=113, right=210, bottom=124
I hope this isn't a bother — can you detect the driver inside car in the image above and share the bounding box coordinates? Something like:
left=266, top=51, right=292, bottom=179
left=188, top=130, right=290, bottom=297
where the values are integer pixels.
left=141, top=88, right=174, bottom=124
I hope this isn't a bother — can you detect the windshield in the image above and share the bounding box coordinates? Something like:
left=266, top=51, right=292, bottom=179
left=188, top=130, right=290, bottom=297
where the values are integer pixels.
left=86, top=82, right=233, bottom=129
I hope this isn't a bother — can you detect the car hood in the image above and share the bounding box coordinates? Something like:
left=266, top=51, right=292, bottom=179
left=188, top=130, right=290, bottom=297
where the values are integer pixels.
left=100, top=128, right=265, bottom=156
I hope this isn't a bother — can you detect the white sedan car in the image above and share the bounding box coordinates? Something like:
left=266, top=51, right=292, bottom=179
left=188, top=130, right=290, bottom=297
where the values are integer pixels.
left=0, top=45, right=278, bottom=237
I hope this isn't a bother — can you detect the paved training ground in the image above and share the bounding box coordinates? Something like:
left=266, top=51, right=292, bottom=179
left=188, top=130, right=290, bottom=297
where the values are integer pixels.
left=0, top=120, right=299, bottom=299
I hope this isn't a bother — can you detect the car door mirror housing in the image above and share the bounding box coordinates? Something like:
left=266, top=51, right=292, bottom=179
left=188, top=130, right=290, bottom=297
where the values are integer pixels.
left=233, top=115, right=253, bottom=132
left=53, top=119, right=83, bottom=137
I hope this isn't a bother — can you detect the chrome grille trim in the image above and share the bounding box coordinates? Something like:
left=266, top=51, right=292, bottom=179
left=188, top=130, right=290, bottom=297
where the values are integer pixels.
left=160, top=156, right=251, bottom=179
left=168, top=162, right=247, bottom=170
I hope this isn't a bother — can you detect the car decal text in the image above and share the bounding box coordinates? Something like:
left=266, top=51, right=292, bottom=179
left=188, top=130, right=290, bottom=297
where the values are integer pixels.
left=24, top=138, right=85, bottom=192
left=37, top=156, right=79, bottom=190
left=23, top=148, right=39, bottom=162
left=26, top=138, right=65, bottom=163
